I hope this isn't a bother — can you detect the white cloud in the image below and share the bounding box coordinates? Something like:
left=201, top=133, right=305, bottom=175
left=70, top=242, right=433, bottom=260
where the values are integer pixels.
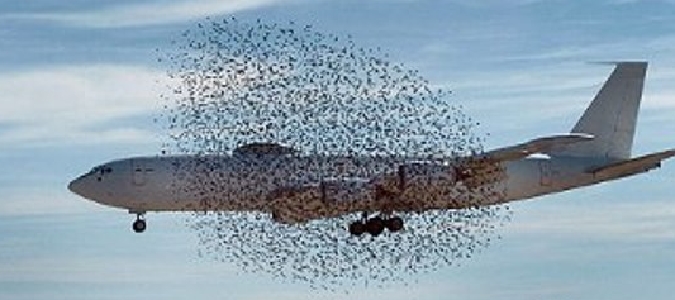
left=509, top=201, right=675, bottom=242
left=438, top=0, right=545, bottom=7
left=0, top=65, right=166, bottom=148
left=4, top=0, right=287, bottom=28
left=643, top=91, right=675, bottom=110
left=495, top=34, right=675, bottom=63
left=439, top=62, right=614, bottom=137
left=0, top=255, right=234, bottom=284
left=0, top=187, right=105, bottom=216
left=440, top=56, right=675, bottom=140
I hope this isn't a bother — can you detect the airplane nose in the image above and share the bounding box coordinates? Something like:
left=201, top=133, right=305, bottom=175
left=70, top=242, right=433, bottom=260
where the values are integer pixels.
left=68, top=177, right=83, bottom=196
left=68, top=176, right=93, bottom=200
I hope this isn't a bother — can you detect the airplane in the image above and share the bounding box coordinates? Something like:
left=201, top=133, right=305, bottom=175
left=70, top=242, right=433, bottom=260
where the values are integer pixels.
left=68, top=61, right=674, bottom=236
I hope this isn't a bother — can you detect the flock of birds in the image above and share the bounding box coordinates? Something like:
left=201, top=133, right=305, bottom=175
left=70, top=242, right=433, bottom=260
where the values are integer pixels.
left=156, top=17, right=512, bottom=290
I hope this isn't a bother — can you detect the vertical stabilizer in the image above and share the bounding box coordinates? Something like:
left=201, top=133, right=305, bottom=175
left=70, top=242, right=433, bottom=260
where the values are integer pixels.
left=555, top=62, right=647, bottom=159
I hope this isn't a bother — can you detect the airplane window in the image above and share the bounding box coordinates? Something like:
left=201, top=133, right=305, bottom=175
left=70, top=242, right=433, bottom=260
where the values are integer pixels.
left=85, top=167, right=100, bottom=177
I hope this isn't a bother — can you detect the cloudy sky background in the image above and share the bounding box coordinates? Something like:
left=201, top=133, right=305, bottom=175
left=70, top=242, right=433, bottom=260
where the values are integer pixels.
left=1, top=0, right=674, bottom=299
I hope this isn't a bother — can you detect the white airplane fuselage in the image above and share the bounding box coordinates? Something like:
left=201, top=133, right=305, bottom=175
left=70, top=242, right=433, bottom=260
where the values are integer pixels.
left=67, top=153, right=661, bottom=220
left=68, top=62, right=674, bottom=231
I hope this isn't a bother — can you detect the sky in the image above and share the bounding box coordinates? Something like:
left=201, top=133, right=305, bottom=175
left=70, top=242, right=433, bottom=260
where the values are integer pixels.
left=1, top=0, right=675, bottom=299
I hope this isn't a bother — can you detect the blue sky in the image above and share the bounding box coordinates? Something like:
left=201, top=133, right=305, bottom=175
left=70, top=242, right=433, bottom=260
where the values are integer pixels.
left=1, top=0, right=675, bottom=299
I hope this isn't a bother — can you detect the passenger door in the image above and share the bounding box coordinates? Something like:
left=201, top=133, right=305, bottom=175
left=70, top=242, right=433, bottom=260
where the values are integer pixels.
left=539, top=160, right=552, bottom=186
left=131, top=159, right=147, bottom=186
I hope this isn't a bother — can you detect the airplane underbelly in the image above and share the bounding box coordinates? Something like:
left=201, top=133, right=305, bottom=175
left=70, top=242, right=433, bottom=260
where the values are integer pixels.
left=503, top=160, right=550, bottom=201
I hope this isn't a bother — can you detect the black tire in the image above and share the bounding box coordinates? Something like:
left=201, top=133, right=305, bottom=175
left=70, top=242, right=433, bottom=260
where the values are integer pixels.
left=365, top=217, right=385, bottom=236
left=349, top=221, right=365, bottom=236
left=386, top=216, right=404, bottom=232
left=132, top=219, right=147, bottom=233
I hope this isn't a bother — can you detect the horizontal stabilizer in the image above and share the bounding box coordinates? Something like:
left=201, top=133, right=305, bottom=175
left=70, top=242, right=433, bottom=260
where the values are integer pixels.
left=588, top=149, right=675, bottom=177
left=483, top=133, right=595, bottom=162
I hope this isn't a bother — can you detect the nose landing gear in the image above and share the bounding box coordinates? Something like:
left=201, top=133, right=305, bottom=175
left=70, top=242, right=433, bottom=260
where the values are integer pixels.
left=132, top=214, right=147, bottom=233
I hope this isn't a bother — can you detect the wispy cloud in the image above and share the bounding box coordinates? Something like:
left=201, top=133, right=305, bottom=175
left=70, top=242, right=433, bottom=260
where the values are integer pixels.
left=439, top=0, right=546, bottom=7
left=494, top=34, right=675, bottom=63
left=0, top=188, right=104, bottom=216
left=4, top=0, right=287, bottom=28
left=430, top=30, right=675, bottom=138
left=0, top=65, right=165, bottom=148
left=509, top=200, right=675, bottom=242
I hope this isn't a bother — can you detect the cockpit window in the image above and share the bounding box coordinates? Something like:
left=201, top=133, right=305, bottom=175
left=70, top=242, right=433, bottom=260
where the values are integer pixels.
left=84, top=165, right=112, bottom=177
left=84, top=167, right=99, bottom=177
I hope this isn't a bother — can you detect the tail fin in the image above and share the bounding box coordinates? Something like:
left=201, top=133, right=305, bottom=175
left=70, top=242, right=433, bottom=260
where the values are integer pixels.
left=554, top=62, right=647, bottom=159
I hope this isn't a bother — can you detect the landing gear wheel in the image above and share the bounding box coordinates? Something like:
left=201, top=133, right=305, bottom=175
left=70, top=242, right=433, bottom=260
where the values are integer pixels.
left=365, top=216, right=385, bottom=236
left=132, top=219, right=147, bottom=233
left=349, top=221, right=365, bottom=236
left=385, top=216, right=404, bottom=232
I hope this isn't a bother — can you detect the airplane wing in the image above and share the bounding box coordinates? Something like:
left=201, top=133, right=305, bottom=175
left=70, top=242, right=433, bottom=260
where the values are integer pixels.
left=479, top=133, right=595, bottom=162
left=587, top=148, right=675, bottom=177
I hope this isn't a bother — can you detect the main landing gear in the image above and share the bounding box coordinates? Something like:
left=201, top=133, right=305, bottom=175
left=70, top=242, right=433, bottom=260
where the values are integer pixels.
left=348, top=213, right=404, bottom=237
left=132, top=213, right=147, bottom=233
left=349, top=166, right=407, bottom=237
